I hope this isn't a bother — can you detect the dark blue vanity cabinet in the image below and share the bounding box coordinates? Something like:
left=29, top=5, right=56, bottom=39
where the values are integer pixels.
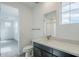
left=33, top=42, right=76, bottom=57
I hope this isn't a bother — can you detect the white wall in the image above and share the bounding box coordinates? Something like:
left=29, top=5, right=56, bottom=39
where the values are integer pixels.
left=56, top=3, right=79, bottom=41
left=0, top=2, right=33, bottom=54
left=32, top=2, right=57, bottom=39
left=56, top=23, right=79, bottom=41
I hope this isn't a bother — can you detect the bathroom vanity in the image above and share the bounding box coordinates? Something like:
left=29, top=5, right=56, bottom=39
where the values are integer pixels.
left=33, top=42, right=76, bottom=57
left=33, top=38, right=79, bottom=57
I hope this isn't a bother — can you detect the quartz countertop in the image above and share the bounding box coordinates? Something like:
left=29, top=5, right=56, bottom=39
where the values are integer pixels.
left=33, top=37, right=79, bottom=56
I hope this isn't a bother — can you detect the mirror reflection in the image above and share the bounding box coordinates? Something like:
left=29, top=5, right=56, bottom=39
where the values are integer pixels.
left=43, top=11, right=56, bottom=39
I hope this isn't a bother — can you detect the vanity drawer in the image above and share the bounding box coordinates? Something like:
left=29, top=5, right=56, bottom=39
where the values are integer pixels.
left=53, top=48, right=76, bottom=57
left=34, top=42, right=41, bottom=48
left=33, top=42, right=53, bottom=54
left=41, top=50, right=53, bottom=57
left=33, top=46, right=42, bottom=57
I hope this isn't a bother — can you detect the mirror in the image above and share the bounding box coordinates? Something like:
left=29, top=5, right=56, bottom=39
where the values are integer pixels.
left=43, top=11, right=56, bottom=38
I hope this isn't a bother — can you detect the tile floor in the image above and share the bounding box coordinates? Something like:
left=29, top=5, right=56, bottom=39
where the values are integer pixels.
left=0, top=39, right=18, bottom=57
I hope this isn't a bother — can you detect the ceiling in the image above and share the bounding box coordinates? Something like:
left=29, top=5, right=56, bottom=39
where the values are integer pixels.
left=21, top=2, right=40, bottom=8
left=1, top=2, right=40, bottom=8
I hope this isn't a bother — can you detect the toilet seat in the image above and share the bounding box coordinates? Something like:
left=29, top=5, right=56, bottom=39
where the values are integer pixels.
left=23, top=45, right=33, bottom=57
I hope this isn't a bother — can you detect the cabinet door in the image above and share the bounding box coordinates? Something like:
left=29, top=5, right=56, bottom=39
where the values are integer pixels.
left=41, top=50, right=53, bottom=57
left=33, top=47, right=41, bottom=57
left=53, top=48, right=76, bottom=57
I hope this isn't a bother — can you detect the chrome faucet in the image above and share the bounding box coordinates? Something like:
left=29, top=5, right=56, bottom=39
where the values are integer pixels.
left=46, top=35, right=51, bottom=40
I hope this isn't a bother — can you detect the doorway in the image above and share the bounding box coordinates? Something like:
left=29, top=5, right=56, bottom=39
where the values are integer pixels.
left=0, top=4, right=19, bottom=57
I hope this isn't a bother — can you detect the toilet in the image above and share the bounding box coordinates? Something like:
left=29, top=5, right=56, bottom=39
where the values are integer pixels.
left=23, top=45, right=33, bottom=57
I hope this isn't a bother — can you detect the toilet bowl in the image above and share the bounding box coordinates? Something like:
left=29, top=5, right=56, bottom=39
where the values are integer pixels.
left=23, top=45, right=33, bottom=57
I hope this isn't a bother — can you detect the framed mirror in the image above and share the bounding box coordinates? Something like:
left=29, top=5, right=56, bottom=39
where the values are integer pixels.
left=43, top=11, right=56, bottom=38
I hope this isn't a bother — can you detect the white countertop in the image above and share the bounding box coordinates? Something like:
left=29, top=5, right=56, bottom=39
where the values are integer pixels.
left=33, top=37, right=79, bottom=56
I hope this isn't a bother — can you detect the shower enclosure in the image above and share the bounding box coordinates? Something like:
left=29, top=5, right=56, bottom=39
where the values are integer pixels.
left=0, top=3, right=19, bottom=57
